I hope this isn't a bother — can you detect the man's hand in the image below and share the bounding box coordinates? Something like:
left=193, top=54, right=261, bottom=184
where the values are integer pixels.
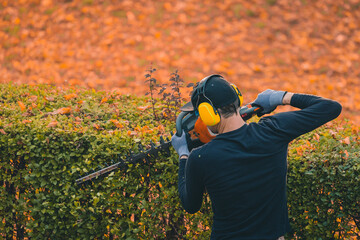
left=252, top=89, right=287, bottom=116
left=171, top=131, right=190, bottom=158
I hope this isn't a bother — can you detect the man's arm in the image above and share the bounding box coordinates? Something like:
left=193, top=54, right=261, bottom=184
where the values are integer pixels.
left=178, top=154, right=205, bottom=214
left=260, top=91, right=342, bottom=141
left=171, top=132, right=205, bottom=214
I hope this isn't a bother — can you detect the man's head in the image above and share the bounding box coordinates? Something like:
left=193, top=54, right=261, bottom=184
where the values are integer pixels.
left=190, top=75, right=243, bottom=126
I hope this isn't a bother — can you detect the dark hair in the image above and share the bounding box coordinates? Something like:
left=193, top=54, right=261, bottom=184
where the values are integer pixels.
left=218, top=101, right=238, bottom=118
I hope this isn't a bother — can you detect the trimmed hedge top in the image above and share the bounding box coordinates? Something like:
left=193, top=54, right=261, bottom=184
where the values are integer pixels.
left=0, top=83, right=173, bottom=138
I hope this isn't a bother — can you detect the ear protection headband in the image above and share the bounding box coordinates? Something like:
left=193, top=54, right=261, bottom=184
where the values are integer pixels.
left=193, top=75, right=243, bottom=126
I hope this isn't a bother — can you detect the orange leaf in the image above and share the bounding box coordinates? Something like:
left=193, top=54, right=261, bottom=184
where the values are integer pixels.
left=0, top=129, right=6, bottom=135
left=29, top=95, right=38, bottom=102
left=140, top=125, right=153, bottom=134
left=137, top=105, right=150, bottom=111
left=253, top=65, right=262, bottom=73
left=95, top=60, right=103, bottom=68
left=14, top=17, right=20, bottom=25
left=141, top=126, right=149, bottom=131
left=126, top=11, right=136, bottom=21
left=127, top=130, right=137, bottom=136
left=100, top=97, right=108, bottom=104
left=59, top=63, right=69, bottom=69
left=44, top=96, right=55, bottom=102
left=156, top=124, right=165, bottom=133
left=313, top=133, right=320, bottom=141
left=329, top=130, right=337, bottom=137
left=47, top=121, right=58, bottom=128
left=53, top=107, right=72, bottom=115
left=22, top=120, right=32, bottom=124
left=65, top=14, right=75, bottom=22
left=64, top=93, right=78, bottom=100
left=154, top=32, right=161, bottom=39
left=296, top=147, right=303, bottom=156
left=341, top=137, right=351, bottom=145
left=164, top=2, right=172, bottom=10
left=18, top=101, right=26, bottom=111
left=110, top=119, right=124, bottom=128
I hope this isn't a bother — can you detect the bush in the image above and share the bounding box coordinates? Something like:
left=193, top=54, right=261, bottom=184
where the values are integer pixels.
left=0, top=83, right=359, bottom=239
left=0, top=83, right=211, bottom=239
left=287, top=123, right=360, bottom=239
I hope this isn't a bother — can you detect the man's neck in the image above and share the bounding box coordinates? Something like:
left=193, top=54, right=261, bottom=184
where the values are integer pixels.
left=209, top=113, right=246, bottom=134
left=218, top=114, right=245, bottom=134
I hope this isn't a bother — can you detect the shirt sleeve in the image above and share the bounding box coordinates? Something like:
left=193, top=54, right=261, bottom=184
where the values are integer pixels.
left=178, top=151, right=205, bottom=214
left=259, top=94, right=342, bottom=142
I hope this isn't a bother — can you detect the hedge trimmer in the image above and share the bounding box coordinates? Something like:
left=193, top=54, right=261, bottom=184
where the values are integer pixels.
left=75, top=104, right=262, bottom=185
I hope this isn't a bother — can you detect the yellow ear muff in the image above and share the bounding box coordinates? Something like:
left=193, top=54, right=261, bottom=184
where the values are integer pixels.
left=198, top=102, right=220, bottom=126
left=231, top=84, right=243, bottom=107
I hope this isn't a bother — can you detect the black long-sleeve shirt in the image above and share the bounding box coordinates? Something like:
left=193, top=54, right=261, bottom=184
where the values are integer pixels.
left=178, top=94, right=342, bottom=239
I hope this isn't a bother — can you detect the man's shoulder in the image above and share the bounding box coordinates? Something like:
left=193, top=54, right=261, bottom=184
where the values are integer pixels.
left=189, top=143, right=215, bottom=161
left=190, top=144, right=209, bottom=157
left=254, top=115, right=286, bottom=132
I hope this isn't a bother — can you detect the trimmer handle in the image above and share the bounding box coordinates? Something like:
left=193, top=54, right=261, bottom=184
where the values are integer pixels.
left=175, top=111, right=189, bottom=137
left=240, top=104, right=263, bottom=121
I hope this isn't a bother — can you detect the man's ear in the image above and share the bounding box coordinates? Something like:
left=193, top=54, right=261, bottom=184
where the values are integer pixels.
left=207, top=124, right=219, bottom=134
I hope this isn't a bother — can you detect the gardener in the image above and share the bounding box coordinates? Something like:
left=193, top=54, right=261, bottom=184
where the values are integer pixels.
left=171, top=75, right=342, bottom=240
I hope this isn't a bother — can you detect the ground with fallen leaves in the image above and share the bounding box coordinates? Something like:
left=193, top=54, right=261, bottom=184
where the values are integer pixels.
left=1, top=0, right=360, bottom=124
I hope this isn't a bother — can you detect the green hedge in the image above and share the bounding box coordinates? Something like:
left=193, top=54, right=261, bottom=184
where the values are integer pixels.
left=287, top=124, right=360, bottom=239
left=0, top=83, right=359, bottom=239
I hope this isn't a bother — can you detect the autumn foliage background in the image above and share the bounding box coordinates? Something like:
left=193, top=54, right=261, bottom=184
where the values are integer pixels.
left=1, top=1, right=360, bottom=239
left=1, top=0, right=360, bottom=124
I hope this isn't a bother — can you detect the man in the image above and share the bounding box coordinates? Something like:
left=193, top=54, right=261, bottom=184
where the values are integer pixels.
left=171, top=75, right=342, bottom=239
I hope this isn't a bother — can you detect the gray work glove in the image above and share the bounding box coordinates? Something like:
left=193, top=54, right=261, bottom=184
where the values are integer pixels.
left=171, top=131, right=190, bottom=158
left=252, top=89, right=287, bottom=116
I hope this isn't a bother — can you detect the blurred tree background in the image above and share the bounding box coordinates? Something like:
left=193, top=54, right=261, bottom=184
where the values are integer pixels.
left=1, top=0, right=359, bottom=123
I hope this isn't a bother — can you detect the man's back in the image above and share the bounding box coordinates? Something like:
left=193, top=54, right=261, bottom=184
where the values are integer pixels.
left=190, top=121, right=291, bottom=239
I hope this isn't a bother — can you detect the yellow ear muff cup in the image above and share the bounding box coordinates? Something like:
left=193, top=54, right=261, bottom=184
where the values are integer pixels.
left=198, top=102, right=220, bottom=126
left=231, top=84, right=243, bottom=107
